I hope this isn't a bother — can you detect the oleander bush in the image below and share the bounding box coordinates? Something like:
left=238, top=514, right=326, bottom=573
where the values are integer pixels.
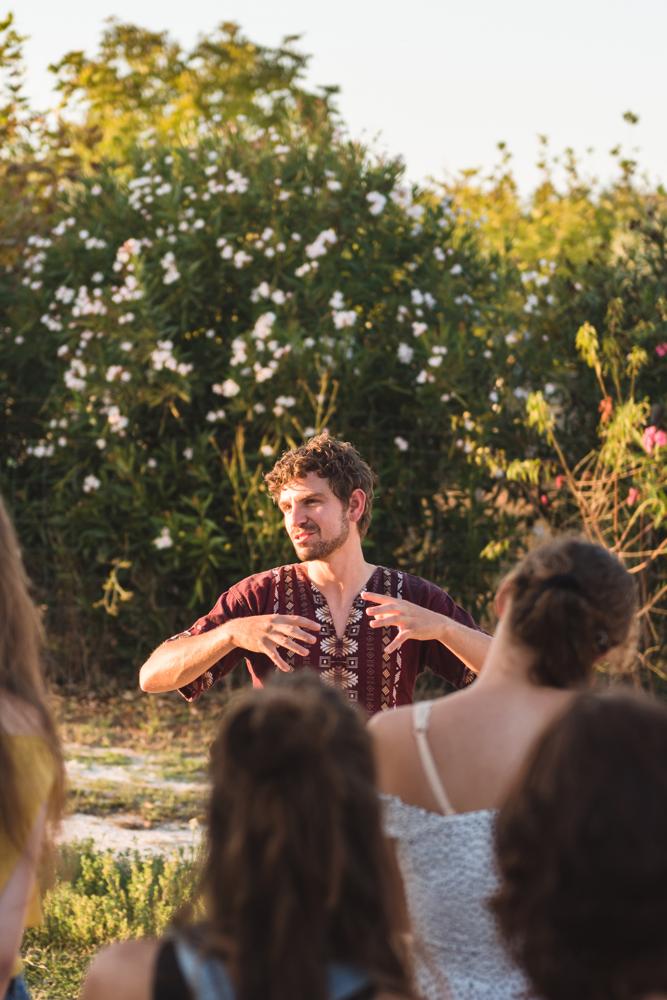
left=0, top=14, right=665, bottom=684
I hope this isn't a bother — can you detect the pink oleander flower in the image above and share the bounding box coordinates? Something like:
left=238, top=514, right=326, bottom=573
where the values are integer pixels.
left=655, top=342, right=667, bottom=358
left=642, top=426, right=667, bottom=454
left=627, top=487, right=640, bottom=507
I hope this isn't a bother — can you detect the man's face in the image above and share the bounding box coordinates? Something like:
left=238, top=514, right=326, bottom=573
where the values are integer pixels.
left=278, top=472, right=350, bottom=561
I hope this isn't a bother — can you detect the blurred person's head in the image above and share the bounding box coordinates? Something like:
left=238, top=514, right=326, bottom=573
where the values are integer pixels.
left=492, top=691, right=667, bottom=1000
left=0, top=494, right=64, bottom=849
left=195, top=671, right=411, bottom=1000
left=498, top=537, right=636, bottom=687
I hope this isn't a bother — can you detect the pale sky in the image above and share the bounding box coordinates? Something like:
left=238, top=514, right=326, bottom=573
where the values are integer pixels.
left=15, top=0, right=667, bottom=193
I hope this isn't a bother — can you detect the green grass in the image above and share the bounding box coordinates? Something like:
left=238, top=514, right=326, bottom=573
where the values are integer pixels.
left=69, top=781, right=207, bottom=825
left=23, top=841, right=198, bottom=1000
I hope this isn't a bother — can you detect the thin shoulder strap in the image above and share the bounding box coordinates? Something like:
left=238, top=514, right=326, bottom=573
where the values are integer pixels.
left=412, top=701, right=456, bottom=816
left=173, top=937, right=236, bottom=1000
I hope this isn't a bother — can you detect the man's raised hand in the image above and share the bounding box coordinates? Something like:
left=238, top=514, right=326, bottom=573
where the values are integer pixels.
left=227, top=614, right=320, bottom=673
left=362, top=591, right=447, bottom=655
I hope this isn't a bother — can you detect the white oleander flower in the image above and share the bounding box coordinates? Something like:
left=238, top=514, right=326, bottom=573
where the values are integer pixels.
left=394, top=436, right=409, bottom=452
left=366, top=191, right=387, bottom=216
left=83, top=474, right=101, bottom=493
left=213, top=379, right=240, bottom=398
left=153, top=527, right=173, bottom=550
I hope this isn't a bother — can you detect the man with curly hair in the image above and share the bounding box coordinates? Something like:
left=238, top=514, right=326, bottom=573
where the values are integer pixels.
left=140, top=434, right=490, bottom=714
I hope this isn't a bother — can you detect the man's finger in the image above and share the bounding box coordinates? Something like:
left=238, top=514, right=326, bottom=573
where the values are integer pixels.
left=264, top=641, right=293, bottom=672
left=385, top=630, right=410, bottom=654
left=273, top=614, right=321, bottom=631
left=277, top=624, right=319, bottom=643
left=366, top=604, right=401, bottom=618
left=361, top=591, right=395, bottom=605
left=278, top=638, right=311, bottom=657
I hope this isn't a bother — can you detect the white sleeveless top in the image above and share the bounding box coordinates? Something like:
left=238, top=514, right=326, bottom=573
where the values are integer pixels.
left=382, top=701, right=531, bottom=1000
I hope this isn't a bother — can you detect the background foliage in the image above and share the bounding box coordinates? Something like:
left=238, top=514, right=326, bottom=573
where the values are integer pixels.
left=1, top=14, right=665, bottom=684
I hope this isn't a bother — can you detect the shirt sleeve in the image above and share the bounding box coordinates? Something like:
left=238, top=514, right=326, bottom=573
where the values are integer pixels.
left=410, top=576, right=482, bottom=689
left=171, top=572, right=273, bottom=702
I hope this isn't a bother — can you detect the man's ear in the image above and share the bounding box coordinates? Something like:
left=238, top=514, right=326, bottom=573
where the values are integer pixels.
left=494, top=578, right=513, bottom=619
left=347, top=488, right=367, bottom=525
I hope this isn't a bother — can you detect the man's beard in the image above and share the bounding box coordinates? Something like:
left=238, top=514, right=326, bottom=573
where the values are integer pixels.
left=294, top=514, right=350, bottom=561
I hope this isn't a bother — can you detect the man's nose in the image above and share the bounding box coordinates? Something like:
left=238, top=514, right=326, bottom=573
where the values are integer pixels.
left=290, top=503, right=309, bottom=526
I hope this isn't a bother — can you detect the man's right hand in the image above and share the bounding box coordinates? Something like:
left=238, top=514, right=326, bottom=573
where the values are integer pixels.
left=140, top=614, right=321, bottom=693
left=226, top=614, right=321, bottom=672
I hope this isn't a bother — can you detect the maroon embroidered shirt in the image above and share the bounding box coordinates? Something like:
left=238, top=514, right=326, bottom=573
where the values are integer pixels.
left=175, top=564, right=479, bottom=714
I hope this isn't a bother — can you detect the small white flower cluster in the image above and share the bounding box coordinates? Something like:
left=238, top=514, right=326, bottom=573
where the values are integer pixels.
left=111, top=273, right=143, bottom=304
left=150, top=339, right=193, bottom=376
left=26, top=441, right=55, bottom=458
left=253, top=312, right=276, bottom=342
left=206, top=408, right=227, bottom=422
left=250, top=273, right=289, bottom=303
left=153, top=527, right=173, bottom=550
left=64, top=358, right=88, bottom=392
left=104, top=404, right=129, bottom=435
left=212, top=379, right=240, bottom=398
left=83, top=474, right=101, bottom=493
left=55, top=285, right=75, bottom=304
left=329, top=290, right=357, bottom=330
left=366, top=191, right=387, bottom=216
left=230, top=336, right=248, bottom=367
left=51, top=216, right=76, bottom=237
left=428, top=345, right=448, bottom=367
left=412, top=322, right=428, bottom=337
left=397, top=343, right=414, bottom=364
left=273, top=394, right=296, bottom=416
left=225, top=169, right=249, bottom=194
left=161, top=252, right=180, bottom=285
left=82, top=235, right=107, bottom=250
left=295, top=261, right=317, bottom=277
left=234, top=250, right=252, bottom=269
left=72, top=286, right=107, bottom=318
left=106, top=365, right=131, bottom=383
left=411, top=289, right=436, bottom=309
left=115, top=239, right=142, bottom=266
left=305, top=228, right=337, bottom=260
left=26, top=234, right=52, bottom=250
left=394, top=436, right=409, bottom=452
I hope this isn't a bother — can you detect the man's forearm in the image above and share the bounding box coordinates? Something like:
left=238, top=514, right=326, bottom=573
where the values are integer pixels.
left=139, top=623, right=236, bottom=693
left=438, top=618, right=492, bottom=674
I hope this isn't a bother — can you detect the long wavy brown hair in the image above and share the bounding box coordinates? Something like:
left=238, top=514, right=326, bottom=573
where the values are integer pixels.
left=192, top=672, right=412, bottom=1000
left=0, top=494, right=65, bottom=851
left=492, top=691, right=667, bottom=1000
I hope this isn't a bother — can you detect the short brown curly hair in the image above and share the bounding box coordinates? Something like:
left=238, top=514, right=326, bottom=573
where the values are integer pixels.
left=492, top=691, right=667, bottom=1000
left=264, top=433, right=376, bottom=539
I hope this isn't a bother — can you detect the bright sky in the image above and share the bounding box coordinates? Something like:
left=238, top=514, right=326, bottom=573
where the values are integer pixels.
left=15, top=0, right=667, bottom=193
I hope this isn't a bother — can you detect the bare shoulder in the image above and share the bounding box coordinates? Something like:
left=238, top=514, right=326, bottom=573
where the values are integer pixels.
left=368, top=704, right=417, bottom=796
left=81, top=938, right=159, bottom=1000
left=367, top=703, right=414, bottom=738
left=0, top=693, right=43, bottom=736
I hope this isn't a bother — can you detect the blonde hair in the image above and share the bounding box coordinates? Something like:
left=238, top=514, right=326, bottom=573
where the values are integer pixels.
left=0, top=495, right=64, bottom=851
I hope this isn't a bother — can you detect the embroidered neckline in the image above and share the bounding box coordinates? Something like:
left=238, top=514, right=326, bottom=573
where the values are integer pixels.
left=296, top=564, right=381, bottom=641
